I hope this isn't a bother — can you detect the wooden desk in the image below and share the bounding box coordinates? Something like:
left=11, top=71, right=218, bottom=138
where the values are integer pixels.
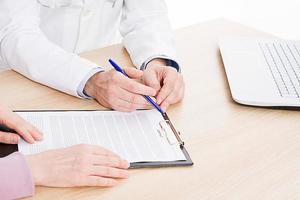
left=0, top=19, right=299, bottom=200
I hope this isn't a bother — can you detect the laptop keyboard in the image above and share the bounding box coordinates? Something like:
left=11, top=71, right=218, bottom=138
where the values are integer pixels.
left=259, top=42, right=300, bottom=98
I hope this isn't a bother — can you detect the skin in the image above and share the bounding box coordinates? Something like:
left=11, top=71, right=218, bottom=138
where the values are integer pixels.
left=0, top=59, right=184, bottom=187
left=0, top=104, right=129, bottom=187
left=27, top=144, right=129, bottom=187
left=0, top=105, right=42, bottom=144
left=143, top=58, right=185, bottom=111
left=84, top=67, right=156, bottom=112
left=84, top=58, right=185, bottom=112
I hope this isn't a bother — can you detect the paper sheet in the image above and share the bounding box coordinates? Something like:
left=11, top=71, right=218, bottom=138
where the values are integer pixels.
left=17, top=110, right=186, bottom=163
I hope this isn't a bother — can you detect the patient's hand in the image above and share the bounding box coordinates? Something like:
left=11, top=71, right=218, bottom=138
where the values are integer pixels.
left=84, top=68, right=156, bottom=112
left=0, top=104, right=43, bottom=144
left=27, top=144, right=129, bottom=187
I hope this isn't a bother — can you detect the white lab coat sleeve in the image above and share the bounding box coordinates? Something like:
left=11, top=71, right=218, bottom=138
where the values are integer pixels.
left=0, top=0, right=101, bottom=97
left=119, top=0, right=179, bottom=69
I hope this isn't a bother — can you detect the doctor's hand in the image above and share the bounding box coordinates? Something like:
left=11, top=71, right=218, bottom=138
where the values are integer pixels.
left=0, top=104, right=43, bottom=144
left=84, top=68, right=156, bottom=112
left=27, top=144, right=129, bottom=187
left=143, top=59, right=185, bottom=111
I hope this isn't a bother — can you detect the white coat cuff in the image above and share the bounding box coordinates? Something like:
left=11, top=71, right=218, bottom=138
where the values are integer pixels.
left=141, top=55, right=181, bottom=72
left=77, top=67, right=104, bottom=99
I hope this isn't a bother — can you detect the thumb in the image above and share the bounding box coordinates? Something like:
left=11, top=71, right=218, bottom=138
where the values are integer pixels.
left=143, top=70, right=161, bottom=93
left=0, top=131, right=20, bottom=144
left=123, top=67, right=143, bottom=79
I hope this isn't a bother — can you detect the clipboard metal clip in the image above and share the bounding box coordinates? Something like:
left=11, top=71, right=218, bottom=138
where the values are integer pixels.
left=157, top=114, right=185, bottom=147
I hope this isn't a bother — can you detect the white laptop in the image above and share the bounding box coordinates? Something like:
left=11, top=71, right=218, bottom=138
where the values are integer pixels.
left=219, top=37, right=300, bottom=107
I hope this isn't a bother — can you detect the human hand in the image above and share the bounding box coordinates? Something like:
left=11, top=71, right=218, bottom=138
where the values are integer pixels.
left=143, top=59, right=185, bottom=111
left=27, top=144, right=129, bottom=187
left=0, top=104, right=42, bottom=144
left=84, top=68, right=156, bottom=112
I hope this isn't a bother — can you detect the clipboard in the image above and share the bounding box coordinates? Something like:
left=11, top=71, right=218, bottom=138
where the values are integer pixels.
left=0, top=110, right=193, bottom=168
left=130, top=113, right=193, bottom=168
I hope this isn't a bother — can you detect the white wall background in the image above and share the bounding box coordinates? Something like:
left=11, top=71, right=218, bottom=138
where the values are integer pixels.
left=165, top=0, right=300, bottom=39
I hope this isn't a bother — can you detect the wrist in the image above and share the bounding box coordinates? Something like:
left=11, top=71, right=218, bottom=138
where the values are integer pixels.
left=146, top=58, right=167, bottom=69
left=27, top=154, right=43, bottom=185
left=83, top=71, right=102, bottom=98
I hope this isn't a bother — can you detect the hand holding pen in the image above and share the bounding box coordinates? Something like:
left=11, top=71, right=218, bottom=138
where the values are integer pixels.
left=84, top=60, right=157, bottom=112
left=109, top=59, right=165, bottom=115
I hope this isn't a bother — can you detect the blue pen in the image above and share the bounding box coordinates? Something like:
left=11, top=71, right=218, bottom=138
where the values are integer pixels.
left=108, top=59, right=165, bottom=116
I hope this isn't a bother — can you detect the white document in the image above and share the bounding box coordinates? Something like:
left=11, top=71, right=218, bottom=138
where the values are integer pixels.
left=17, top=109, right=186, bottom=163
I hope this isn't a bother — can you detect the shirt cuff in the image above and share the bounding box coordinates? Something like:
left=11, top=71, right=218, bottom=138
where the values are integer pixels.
left=77, top=67, right=104, bottom=99
left=140, top=55, right=181, bottom=72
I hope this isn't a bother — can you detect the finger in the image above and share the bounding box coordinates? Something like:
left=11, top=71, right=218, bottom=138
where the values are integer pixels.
left=156, top=71, right=180, bottom=104
left=27, top=125, right=43, bottom=141
left=143, top=69, right=161, bottom=92
left=160, top=82, right=184, bottom=111
left=160, top=78, right=183, bottom=108
left=118, top=88, right=149, bottom=106
left=108, top=93, right=148, bottom=112
left=112, top=98, right=140, bottom=112
left=0, top=132, right=20, bottom=144
left=85, top=176, right=118, bottom=187
left=113, top=104, right=149, bottom=113
left=112, top=104, right=135, bottom=112
left=123, top=67, right=143, bottom=79
left=3, top=112, right=41, bottom=143
left=13, top=127, right=35, bottom=144
left=90, top=166, right=129, bottom=179
left=117, top=74, right=156, bottom=96
left=92, top=155, right=130, bottom=169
